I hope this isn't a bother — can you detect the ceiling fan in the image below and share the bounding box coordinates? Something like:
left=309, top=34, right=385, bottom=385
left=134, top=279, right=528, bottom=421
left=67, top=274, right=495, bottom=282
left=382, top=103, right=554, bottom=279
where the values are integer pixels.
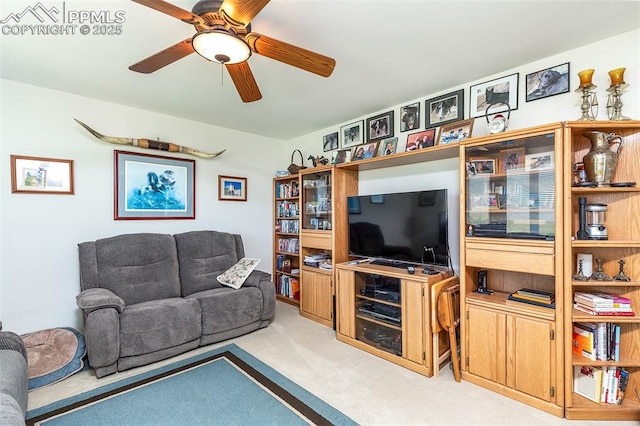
left=129, top=0, right=336, bottom=102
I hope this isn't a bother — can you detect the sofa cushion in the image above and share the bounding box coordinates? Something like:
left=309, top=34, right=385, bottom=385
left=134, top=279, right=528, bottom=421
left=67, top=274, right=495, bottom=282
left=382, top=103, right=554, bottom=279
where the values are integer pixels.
left=174, top=231, right=242, bottom=296
left=188, top=287, right=263, bottom=335
left=119, top=298, right=201, bottom=357
left=0, top=350, right=27, bottom=418
left=81, top=233, right=181, bottom=305
left=217, top=258, right=261, bottom=289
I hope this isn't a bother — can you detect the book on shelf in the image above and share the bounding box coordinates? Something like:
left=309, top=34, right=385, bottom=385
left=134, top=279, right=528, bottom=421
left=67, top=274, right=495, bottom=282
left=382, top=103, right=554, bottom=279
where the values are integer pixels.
left=514, top=288, right=554, bottom=302
left=574, top=303, right=635, bottom=316
left=572, top=322, right=596, bottom=361
left=574, top=365, right=603, bottom=403
left=574, top=292, right=632, bottom=305
left=507, top=292, right=555, bottom=309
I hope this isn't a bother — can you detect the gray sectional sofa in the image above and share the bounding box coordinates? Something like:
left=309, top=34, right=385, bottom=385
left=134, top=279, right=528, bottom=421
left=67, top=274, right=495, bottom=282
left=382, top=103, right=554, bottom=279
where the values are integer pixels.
left=76, top=230, right=275, bottom=378
left=0, top=323, right=28, bottom=426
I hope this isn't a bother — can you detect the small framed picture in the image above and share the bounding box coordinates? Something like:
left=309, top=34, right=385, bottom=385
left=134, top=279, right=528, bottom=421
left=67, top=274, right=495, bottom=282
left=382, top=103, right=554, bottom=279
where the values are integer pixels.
left=331, top=148, right=352, bottom=164
left=469, top=73, right=519, bottom=118
left=377, top=137, right=398, bottom=156
left=352, top=142, right=378, bottom=161
left=366, top=111, right=394, bottom=142
left=500, top=148, right=525, bottom=172
left=10, top=155, right=74, bottom=194
left=400, top=102, right=420, bottom=132
left=406, top=129, right=436, bottom=151
left=466, top=161, right=477, bottom=177
left=470, top=192, right=500, bottom=209
left=525, top=152, right=554, bottom=171
left=114, top=150, right=195, bottom=219
left=340, top=120, right=364, bottom=148
left=526, top=62, right=570, bottom=102
left=437, top=118, right=474, bottom=145
left=218, top=175, right=247, bottom=201
left=469, top=157, right=497, bottom=175
left=322, top=132, right=339, bottom=152
left=426, top=89, right=464, bottom=128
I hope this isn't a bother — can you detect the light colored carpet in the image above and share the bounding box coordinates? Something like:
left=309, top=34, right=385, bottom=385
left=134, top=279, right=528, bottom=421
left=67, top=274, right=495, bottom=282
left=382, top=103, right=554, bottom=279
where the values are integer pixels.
left=29, top=301, right=634, bottom=425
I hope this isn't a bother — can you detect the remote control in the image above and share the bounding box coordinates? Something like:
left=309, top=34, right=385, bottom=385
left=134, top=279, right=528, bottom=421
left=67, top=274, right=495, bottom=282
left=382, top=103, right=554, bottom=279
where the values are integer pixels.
left=407, top=266, right=415, bottom=274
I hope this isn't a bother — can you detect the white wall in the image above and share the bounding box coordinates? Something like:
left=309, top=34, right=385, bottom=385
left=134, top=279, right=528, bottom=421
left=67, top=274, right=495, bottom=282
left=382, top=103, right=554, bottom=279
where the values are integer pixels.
left=286, top=30, right=639, bottom=274
left=0, top=80, right=285, bottom=334
left=1, top=29, right=637, bottom=334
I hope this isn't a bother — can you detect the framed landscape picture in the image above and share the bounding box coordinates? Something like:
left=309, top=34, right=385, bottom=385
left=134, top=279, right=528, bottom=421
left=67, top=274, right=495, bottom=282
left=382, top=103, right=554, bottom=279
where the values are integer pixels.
left=426, top=89, right=464, bottom=128
left=218, top=175, right=247, bottom=201
left=114, top=150, right=195, bottom=220
left=469, top=73, right=519, bottom=118
left=10, top=155, right=74, bottom=194
left=366, top=111, right=394, bottom=142
left=340, top=120, right=364, bottom=148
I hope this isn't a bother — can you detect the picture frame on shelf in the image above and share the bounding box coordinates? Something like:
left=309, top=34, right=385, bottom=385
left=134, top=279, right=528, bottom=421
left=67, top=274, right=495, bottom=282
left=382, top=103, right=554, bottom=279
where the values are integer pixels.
left=10, top=155, right=74, bottom=194
left=366, top=111, right=394, bottom=142
left=469, top=157, right=497, bottom=175
left=426, top=89, right=464, bottom=128
left=470, top=192, right=500, bottom=209
left=340, top=120, right=364, bottom=148
left=352, top=142, right=378, bottom=161
left=400, top=102, right=420, bottom=132
left=405, top=129, right=436, bottom=152
left=499, top=148, right=526, bottom=172
left=377, top=137, right=398, bottom=156
left=331, top=148, right=352, bottom=164
left=436, top=118, right=474, bottom=145
left=322, top=132, right=339, bottom=152
left=218, top=175, right=247, bottom=201
left=526, top=62, right=570, bottom=102
left=114, top=150, right=195, bottom=220
left=469, top=73, right=519, bottom=118
left=525, top=151, right=554, bottom=171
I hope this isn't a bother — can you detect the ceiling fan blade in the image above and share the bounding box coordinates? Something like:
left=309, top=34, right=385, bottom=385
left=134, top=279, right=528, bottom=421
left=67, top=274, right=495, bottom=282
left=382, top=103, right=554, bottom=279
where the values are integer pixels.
left=219, top=0, right=270, bottom=26
left=129, top=39, right=195, bottom=73
left=226, top=62, right=262, bottom=103
left=246, top=33, right=335, bottom=77
left=131, top=0, right=202, bottom=24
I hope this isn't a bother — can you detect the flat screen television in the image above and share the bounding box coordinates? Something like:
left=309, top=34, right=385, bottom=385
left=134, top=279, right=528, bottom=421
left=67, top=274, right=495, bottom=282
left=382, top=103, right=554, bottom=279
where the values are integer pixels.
left=347, top=189, right=449, bottom=268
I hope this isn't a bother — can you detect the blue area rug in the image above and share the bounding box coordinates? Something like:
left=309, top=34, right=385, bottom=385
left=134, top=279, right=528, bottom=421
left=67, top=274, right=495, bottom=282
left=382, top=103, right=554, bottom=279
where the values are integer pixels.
left=26, top=344, right=356, bottom=426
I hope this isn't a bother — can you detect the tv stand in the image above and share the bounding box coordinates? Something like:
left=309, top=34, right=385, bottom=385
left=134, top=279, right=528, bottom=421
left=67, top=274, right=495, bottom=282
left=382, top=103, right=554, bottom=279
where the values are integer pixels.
left=336, top=261, right=457, bottom=377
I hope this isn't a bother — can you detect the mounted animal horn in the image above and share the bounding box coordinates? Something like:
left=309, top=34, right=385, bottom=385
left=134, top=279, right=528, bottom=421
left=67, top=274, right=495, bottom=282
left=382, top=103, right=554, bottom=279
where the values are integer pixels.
left=74, top=119, right=225, bottom=159
left=485, top=102, right=511, bottom=134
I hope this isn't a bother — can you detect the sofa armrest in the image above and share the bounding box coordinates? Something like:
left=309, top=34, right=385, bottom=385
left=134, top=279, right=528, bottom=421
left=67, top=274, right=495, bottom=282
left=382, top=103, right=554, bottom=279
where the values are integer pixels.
left=76, top=288, right=125, bottom=314
left=0, top=331, right=27, bottom=361
left=243, top=270, right=276, bottom=321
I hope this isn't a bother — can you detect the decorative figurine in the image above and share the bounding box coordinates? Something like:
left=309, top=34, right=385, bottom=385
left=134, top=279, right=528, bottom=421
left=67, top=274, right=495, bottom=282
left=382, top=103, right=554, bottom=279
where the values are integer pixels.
left=613, top=259, right=631, bottom=282
left=606, top=67, right=631, bottom=121
left=575, top=69, right=598, bottom=121
left=573, top=259, right=589, bottom=281
left=591, top=258, right=612, bottom=281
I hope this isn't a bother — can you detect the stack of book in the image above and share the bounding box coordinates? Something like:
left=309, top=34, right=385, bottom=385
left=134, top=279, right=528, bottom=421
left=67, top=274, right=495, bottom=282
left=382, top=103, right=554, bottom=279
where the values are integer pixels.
left=574, top=292, right=635, bottom=317
left=507, top=288, right=555, bottom=309
left=574, top=365, right=629, bottom=404
left=304, top=253, right=331, bottom=268
left=572, top=322, right=621, bottom=361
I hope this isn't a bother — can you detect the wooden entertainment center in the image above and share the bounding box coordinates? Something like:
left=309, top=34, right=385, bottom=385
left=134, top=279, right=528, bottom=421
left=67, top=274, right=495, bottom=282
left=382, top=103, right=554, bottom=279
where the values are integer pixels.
left=273, top=121, right=640, bottom=420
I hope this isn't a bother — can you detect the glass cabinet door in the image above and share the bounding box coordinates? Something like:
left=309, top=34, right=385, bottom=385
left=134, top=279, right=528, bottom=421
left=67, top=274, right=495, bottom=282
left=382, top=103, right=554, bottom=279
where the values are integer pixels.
left=465, top=132, right=556, bottom=240
left=302, top=171, right=332, bottom=230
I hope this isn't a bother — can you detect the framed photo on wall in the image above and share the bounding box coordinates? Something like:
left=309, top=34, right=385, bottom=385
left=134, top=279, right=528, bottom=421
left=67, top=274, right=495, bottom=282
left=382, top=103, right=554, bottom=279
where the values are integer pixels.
left=218, top=175, right=247, bottom=201
left=426, top=89, right=464, bottom=128
left=323, top=132, right=339, bottom=152
left=114, top=150, right=195, bottom=220
left=340, top=120, right=364, bottom=148
left=526, top=62, right=570, bottom=102
left=469, top=73, right=519, bottom=118
left=406, top=129, right=436, bottom=151
left=366, top=111, right=394, bottom=142
left=10, top=155, right=74, bottom=194
left=400, top=102, right=420, bottom=132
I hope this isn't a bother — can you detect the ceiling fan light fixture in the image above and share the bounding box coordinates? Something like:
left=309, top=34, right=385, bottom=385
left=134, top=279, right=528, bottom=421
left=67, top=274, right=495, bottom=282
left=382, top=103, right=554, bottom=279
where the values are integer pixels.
left=192, top=30, right=251, bottom=64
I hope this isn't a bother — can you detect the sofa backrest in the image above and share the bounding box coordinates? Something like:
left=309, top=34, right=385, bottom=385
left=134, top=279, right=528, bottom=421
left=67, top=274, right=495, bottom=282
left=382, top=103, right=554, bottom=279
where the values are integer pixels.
left=78, top=233, right=181, bottom=305
left=174, top=230, right=244, bottom=296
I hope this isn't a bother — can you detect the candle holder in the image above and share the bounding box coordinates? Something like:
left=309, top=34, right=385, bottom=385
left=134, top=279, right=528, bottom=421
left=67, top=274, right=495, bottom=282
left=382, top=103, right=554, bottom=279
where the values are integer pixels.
left=575, top=69, right=598, bottom=121
left=607, top=68, right=631, bottom=121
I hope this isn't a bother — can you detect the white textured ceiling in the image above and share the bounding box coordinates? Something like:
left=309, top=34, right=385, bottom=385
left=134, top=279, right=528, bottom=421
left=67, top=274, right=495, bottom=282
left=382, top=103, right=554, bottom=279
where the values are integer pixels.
left=1, top=0, right=639, bottom=140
